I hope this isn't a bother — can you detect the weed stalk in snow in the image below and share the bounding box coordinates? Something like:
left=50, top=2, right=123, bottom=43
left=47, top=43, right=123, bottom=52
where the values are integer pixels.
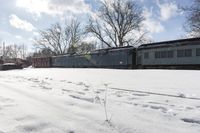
left=104, top=84, right=108, bottom=121
left=104, top=83, right=112, bottom=123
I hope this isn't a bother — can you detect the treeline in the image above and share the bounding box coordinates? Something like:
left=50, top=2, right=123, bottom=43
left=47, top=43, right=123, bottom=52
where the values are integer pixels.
left=0, top=43, right=26, bottom=59
left=1, top=0, right=200, bottom=59
left=33, top=0, right=151, bottom=57
left=33, top=0, right=200, bottom=57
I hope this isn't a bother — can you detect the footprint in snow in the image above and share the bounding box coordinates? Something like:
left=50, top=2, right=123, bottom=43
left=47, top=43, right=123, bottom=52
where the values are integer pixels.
left=15, top=115, right=37, bottom=122
left=132, top=93, right=149, bottom=97
left=83, top=88, right=89, bottom=91
left=148, top=101, right=168, bottom=106
left=62, top=89, right=85, bottom=95
left=181, top=118, right=200, bottom=125
left=142, top=104, right=149, bottom=108
left=62, top=89, right=73, bottom=93
left=196, top=106, right=200, bottom=108
left=149, top=105, right=168, bottom=113
left=69, top=95, right=94, bottom=103
left=0, top=96, right=14, bottom=103
left=0, top=97, right=16, bottom=109
left=75, top=82, right=90, bottom=89
left=16, top=122, right=50, bottom=132
left=40, top=86, right=52, bottom=90
left=60, top=80, right=66, bottom=82
left=186, top=107, right=194, bottom=110
left=76, top=82, right=84, bottom=86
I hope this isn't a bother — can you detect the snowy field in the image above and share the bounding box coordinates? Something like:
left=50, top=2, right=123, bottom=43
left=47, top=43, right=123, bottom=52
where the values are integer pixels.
left=0, top=68, right=200, bottom=133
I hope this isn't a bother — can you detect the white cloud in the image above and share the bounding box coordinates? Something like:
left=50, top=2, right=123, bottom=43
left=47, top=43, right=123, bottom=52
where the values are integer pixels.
left=139, top=0, right=145, bottom=2
left=9, top=14, right=36, bottom=32
left=157, top=0, right=178, bottom=21
left=142, top=7, right=153, bottom=18
left=29, top=38, right=34, bottom=42
left=82, top=36, right=97, bottom=43
left=142, top=8, right=165, bottom=33
left=16, top=0, right=91, bottom=17
left=15, top=35, right=23, bottom=39
left=33, top=32, right=39, bottom=36
left=143, top=19, right=164, bottom=33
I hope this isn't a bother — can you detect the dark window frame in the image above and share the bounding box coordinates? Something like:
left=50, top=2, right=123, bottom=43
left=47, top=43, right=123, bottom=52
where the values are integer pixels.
left=177, top=49, right=192, bottom=57
left=155, top=50, right=174, bottom=59
left=144, top=52, right=149, bottom=59
left=155, top=51, right=161, bottom=58
left=196, top=48, right=200, bottom=56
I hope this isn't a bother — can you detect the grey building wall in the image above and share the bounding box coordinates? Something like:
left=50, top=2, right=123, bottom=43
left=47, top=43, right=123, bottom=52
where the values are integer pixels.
left=138, top=43, right=200, bottom=66
left=51, top=48, right=135, bottom=68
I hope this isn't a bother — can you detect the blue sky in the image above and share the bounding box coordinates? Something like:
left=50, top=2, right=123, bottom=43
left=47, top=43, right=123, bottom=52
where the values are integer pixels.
left=0, top=0, right=192, bottom=50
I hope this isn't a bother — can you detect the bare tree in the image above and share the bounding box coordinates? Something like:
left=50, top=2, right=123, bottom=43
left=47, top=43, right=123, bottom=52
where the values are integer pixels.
left=67, top=20, right=82, bottom=54
left=86, top=0, right=144, bottom=47
left=34, top=19, right=83, bottom=55
left=2, top=44, right=27, bottom=59
left=34, top=23, right=64, bottom=55
left=32, top=48, right=53, bottom=57
left=0, top=41, right=5, bottom=57
left=77, top=42, right=96, bottom=54
left=183, top=0, right=200, bottom=37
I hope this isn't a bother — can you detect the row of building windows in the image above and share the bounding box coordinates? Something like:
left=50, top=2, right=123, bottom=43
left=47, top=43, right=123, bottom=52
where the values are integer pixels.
left=177, top=49, right=192, bottom=57
left=155, top=51, right=174, bottom=58
left=144, top=48, right=200, bottom=59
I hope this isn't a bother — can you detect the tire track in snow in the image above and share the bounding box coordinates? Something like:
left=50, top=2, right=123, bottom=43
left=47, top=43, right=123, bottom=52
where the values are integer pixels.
left=0, top=81, right=88, bottom=120
left=0, top=81, right=114, bottom=133
left=110, top=87, right=200, bottom=100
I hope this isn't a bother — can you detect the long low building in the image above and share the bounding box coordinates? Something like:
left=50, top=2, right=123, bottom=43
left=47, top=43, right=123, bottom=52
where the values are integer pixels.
left=32, top=37, right=200, bottom=69
left=137, top=37, right=200, bottom=69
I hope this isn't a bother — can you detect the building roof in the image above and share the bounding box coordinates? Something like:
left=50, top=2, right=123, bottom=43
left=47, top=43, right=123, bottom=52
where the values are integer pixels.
left=92, top=46, right=134, bottom=53
left=139, top=37, right=200, bottom=50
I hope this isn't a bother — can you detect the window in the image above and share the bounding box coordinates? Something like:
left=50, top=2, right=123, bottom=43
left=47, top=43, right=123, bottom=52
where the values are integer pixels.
left=177, top=50, right=184, bottom=57
left=155, top=50, right=174, bottom=58
left=144, top=52, right=149, bottom=59
left=177, top=49, right=192, bottom=57
left=155, top=51, right=161, bottom=58
left=196, top=48, right=200, bottom=56
left=185, top=49, right=192, bottom=57
left=137, top=56, right=142, bottom=64
left=161, top=51, right=167, bottom=58
left=168, top=51, right=174, bottom=58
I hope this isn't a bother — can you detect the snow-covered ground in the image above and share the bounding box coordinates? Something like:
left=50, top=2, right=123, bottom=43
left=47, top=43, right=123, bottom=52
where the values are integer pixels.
left=0, top=68, right=200, bottom=133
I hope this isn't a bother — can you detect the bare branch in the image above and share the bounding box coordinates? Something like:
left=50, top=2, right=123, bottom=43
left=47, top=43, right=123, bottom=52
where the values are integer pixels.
left=183, top=0, right=200, bottom=37
left=86, top=0, right=145, bottom=47
left=34, top=19, right=83, bottom=56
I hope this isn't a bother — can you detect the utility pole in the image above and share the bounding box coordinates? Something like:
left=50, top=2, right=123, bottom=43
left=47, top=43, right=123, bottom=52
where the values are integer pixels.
left=2, top=41, right=5, bottom=59
left=23, top=44, right=25, bottom=59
